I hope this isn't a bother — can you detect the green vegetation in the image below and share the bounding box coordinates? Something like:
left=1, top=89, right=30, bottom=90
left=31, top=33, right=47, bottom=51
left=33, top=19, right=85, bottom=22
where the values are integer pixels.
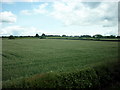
left=40, top=33, right=46, bottom=39
left=35, top=34, right=39, bottom=38
left=2, top=39, right=120, bottom=88
left=3, top=34, right=120, bottom=41
left=8, top=35, right=15, bottom=39
left=2, top=61, right=120, bottom=88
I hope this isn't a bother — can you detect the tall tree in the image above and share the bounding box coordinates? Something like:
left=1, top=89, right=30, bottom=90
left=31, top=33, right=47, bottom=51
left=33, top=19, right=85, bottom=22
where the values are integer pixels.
left=35, top=34, right=39, bottom=37
left=40, top=33, right=46, bottom=39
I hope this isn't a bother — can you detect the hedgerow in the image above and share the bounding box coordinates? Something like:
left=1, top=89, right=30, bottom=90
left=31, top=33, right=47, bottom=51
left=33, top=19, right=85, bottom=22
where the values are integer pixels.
left=3, top=60, right=120, bottom=89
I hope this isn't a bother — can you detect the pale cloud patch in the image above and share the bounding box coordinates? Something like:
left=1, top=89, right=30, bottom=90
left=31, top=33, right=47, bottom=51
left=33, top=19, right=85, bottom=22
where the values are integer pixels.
left=0, top=26, right=42, bottom=36
left=50, top=2, right=118, bottom=27
left=104, top=28, right=118, bottom=36
left=20, top=3, right=48, bottom=15
left=0, top=11, right=17, bottom=23
left=0, top=0, right=42, bottom=2
left=0, top=26, right=24, bottom=36
left=0, top=0, right=14, bottom=2
left=23, top=0, right=41, bottom=2
left=20, top=10, right=31, bottom=15
left=33, top=3, right=48, bottom=14
left=20, top=2, right=118, bottom=27
left=0, top=0, right=119, bottom=2
left=20, top=27, right=42, bottom=36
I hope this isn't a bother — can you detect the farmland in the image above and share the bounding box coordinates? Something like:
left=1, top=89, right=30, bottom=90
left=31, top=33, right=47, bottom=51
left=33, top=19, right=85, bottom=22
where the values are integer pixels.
left=2, top=38, right=120, bottom=88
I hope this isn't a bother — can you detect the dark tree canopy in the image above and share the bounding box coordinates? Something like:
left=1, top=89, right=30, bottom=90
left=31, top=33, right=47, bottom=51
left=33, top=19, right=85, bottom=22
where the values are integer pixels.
left=40, top=33, right=46, bottom=39
left=9, top=35, right=15, bottom=39
left=62, top=35, right=66, bottom=37
left=93, top=34, right=103, bottom=38
left=41, top=33, right=46, bottom=36
left=35, top=34, right=39, bottom=37
left=81, top=35, right=91, bottom=38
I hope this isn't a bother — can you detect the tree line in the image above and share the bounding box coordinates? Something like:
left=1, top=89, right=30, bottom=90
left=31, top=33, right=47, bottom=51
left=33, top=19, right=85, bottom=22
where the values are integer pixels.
left=1, top=33, right=120, bottom=39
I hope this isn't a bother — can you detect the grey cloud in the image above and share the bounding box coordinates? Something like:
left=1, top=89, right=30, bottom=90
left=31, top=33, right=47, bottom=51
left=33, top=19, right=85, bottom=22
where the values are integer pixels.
left=0, top=19, right=13, bottom=23
left=103, top=17, right=113, bottom=21
left=102, top=17, right=118, bottom=27
left=118, top=2, right=120, bottom=21
left=103, top=25, right=113, bottom=27
left=82, top=2, right=101, bottom=8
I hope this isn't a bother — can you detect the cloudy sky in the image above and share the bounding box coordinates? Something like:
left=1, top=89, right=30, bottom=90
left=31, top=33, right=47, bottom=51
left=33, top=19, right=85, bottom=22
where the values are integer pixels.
left=0, top=0, right=118, bottom=36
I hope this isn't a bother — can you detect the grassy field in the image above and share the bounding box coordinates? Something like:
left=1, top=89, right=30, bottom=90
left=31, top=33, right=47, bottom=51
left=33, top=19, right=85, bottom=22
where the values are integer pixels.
left=2, top=38, right=120, bottom=88
left=46, top=36, right=119, bottom=40
left=2, top=38, right=119, bottom=88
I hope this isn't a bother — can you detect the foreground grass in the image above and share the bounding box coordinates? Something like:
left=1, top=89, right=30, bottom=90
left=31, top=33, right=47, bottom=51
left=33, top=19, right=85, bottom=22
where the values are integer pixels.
left=3, top=60, right=120, bottom=88
left=2, top=39, right=119, bottom=88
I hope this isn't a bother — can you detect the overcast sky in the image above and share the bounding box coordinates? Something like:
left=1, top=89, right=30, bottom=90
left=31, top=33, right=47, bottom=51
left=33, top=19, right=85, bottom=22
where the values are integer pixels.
left=0, top=0, right=118, bottom=36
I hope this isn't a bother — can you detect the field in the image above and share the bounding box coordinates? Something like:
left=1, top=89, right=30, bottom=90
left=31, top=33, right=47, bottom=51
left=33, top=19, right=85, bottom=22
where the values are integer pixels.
left=2, top=38, right=120, bottom=88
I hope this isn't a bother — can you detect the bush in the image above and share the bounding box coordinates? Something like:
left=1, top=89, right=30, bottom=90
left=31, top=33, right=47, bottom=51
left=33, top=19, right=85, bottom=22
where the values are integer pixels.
left=40, top=36, right=46, bottom=39
left=93, top=60, right=120, bottom=89
left=94, top=38, right=100, bottom=41
left=55, top=68, right=100, bottom=88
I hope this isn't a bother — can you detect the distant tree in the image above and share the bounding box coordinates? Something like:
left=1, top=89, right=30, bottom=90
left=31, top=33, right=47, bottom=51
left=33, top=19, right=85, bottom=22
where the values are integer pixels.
left=117, top=36, right=120, bottom=38
left=74, top=36, right=79, bottom=37
left=109, top=35, right=116, bottom=38
left=46, top=35, right=61, bottom=37
left=62, top=35, right=66, bottom=37
left=93, top=34, right=103, bottom=38
left=2, top=36, right=8, bottom=38
left=35, top=34, right=39, bottom=38
left=81, top=35, right=91, bottom=38
left=93, top=34, right=103, bottom=40
left=40, top=33, right=46, bottom=39
left=102, top=35, right=116, bottom=38
left=8, top=35, right=15, bottom=39
left=42, top=33, right=46, bottom=36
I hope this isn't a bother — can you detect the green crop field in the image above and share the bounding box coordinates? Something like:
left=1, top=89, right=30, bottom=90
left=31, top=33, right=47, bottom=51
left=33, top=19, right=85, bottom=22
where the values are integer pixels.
left=2, top=38, right=120, bottom=88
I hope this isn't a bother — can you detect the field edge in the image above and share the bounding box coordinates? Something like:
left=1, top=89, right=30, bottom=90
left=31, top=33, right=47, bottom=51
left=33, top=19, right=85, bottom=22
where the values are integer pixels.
left=2, top=60, right=120, bottom=89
